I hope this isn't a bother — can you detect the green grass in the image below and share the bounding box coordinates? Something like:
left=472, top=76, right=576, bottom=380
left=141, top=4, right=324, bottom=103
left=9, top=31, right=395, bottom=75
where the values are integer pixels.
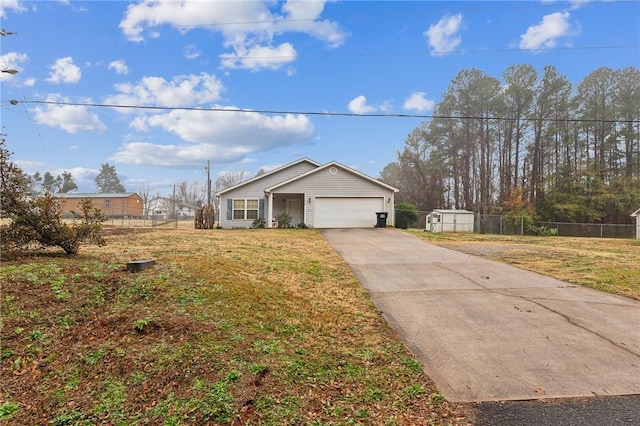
left=0, top=228, right=469, bottom=425
left=409, top=230, right=640, bottom=300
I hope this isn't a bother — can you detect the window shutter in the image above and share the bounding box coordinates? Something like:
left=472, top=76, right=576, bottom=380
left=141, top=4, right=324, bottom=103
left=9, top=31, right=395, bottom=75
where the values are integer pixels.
left=226, top=198, right=232, bottom=220
left=258, top=199, right=265, bottom=219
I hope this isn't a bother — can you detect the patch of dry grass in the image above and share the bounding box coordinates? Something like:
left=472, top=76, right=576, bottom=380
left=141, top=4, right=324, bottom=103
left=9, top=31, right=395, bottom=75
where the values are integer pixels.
left=409, top=231, right=640, bottom=300
left=1, top=228, right=471, bottom=425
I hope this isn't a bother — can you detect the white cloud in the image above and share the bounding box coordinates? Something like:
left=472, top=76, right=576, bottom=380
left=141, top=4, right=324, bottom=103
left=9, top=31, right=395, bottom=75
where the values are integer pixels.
left=519, top=12, right=573, bottom=50
left=184, top=44, right=200, bottom=60
left=14, top=159, right=50, bottom=170
left=46, top=57, right=81, bottom=84
left=347, top=95, right=377, bottom=115
left=63, top=166, right=99, bottom=190
left=105, top=73, right=224, bottom=108
left=32, top=94, right=106, bottom=134
left=425, top=14, right=463, bottom=55
left=220, top=42, right=297, bottom=71
left=119, top=0, right=347, bottom=71
left=108, top=59, right=129, bottom=75
left=0, top=0, right=26, bottom=18
left=0, top=51, right=27, bottom=81
left=278, top=0, right=346, bottom=48
left=569, top=1, right=589, bottom=10
left=111, top=107, right=314, bottom=167
left=403, top=92, right=435, bottom=112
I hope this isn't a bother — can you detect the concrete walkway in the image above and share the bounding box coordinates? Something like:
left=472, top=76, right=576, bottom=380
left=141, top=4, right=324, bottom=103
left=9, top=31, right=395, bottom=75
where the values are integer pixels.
left=321, top=228, right=640, bottom=402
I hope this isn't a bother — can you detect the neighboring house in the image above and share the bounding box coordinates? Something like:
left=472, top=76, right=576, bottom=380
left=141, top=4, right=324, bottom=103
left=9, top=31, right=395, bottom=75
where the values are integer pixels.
left=426, top=209, right=475, bottom=233
left=54, top=193, right=143, bottom=218
left=216, top=158, right=399, bottom=228
left=632, top=208, right=640, bottom=239
left=147, top=196, right=199, bottom=219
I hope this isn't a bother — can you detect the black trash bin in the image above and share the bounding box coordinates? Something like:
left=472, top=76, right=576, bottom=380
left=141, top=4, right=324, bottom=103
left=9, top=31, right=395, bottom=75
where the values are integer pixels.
left=375, top=211, right=388, bottom=228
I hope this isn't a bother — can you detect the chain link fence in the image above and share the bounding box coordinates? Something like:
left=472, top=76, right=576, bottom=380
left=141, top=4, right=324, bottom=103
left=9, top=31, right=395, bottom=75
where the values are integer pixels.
left=102, top=214, right=196, bottom=229
left=412, top=211, right=636, bottom=239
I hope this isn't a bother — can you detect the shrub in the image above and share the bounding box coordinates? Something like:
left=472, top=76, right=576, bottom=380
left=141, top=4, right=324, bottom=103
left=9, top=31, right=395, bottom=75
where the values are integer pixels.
left=395, top=203, right=418, bottom=229
left=1, top=137, right=106, bottom=255
left=194, top=205, right=215, bottom=229
left=528, top=224, right=558, bottom=236
left=1, top=195, right=107, bottom=255
left=275, top=212, right=292, bottom=228
left=251, top=218, right=266, bottom=228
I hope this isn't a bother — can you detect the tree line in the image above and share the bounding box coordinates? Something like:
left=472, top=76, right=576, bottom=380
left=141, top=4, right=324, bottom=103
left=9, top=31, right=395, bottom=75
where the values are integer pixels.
left=29, top=163, right=126, bottom=194
left=381, top=65, right=639, bottom=224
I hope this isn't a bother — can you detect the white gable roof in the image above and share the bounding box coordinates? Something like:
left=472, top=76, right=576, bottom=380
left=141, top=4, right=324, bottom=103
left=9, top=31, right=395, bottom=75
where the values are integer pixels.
left=431, top=209, right=474, bottom=214
left=265, top=161, right=399, bottom=193
left=215, top=158, right=321, bottom=196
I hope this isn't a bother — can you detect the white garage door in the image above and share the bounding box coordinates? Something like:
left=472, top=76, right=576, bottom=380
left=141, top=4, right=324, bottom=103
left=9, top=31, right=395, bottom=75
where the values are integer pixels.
left=314, top=197, right=384, bottom=228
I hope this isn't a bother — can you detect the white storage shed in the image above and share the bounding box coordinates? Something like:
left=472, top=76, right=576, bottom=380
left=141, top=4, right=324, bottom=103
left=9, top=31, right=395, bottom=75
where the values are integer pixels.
left=426, top=209, right=475, bottom=233
left=632, top=208, right=640, bottom=239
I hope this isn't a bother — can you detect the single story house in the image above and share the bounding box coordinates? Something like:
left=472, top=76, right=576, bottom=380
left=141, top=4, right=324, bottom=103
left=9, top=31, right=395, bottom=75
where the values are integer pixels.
left=426, top=209, right=475, bottom=233
left=147, top=197, right=199, bottom=219
left=216, top=158, right=398, bottom=228
left=632, top=208, right=640, bottom=239
left=54, top=193, right=143, bottom=218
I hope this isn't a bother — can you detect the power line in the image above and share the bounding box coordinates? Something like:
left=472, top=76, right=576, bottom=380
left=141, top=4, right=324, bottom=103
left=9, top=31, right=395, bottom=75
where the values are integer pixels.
left=218, top=45, right=640, bottom=60
left=8, top=99, right=638, bottom=125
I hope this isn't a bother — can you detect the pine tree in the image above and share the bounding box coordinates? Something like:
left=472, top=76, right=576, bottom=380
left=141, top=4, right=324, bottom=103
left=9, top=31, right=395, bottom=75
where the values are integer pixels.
left=95, top=163, right=126, bottom=193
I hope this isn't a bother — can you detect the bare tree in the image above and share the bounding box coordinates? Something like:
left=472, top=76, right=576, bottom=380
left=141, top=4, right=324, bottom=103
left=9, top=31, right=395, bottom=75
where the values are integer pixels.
left=138, top=183, right=152, bottom=218
left=176, top=180, right=203, bottom=206
left=214, top=169, right=250, bottom=193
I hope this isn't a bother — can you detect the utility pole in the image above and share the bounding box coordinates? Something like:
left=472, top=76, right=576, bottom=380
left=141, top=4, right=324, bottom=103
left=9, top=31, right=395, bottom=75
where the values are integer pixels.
left=206, top=160, right=211, bottom=206
left=172, top=184, right=177, bottom=228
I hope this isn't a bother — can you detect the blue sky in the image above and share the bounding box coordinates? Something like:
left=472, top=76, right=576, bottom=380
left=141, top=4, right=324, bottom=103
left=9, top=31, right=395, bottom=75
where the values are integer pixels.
left=1, top=0, right=639, bottom=195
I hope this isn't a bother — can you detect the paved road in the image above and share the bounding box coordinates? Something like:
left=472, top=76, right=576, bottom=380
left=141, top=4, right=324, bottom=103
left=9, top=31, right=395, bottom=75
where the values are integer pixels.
left=321, top=228, right=640, bottom=403
left=473, top=395, right=640, bottom=425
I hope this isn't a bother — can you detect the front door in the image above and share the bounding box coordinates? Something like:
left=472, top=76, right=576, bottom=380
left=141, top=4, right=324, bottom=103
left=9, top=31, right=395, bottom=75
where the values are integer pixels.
left=286, top=199, right=302, bottom=225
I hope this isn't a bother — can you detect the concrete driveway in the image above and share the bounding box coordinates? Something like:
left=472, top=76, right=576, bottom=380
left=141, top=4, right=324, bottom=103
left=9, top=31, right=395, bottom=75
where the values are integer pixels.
left=321, top=228, right=640, bottom=402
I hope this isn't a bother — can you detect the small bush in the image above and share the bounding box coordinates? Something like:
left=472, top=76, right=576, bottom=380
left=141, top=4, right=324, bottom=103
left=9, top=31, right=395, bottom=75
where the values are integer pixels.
left=251, top=218, right=266, bottom=228
left=275, top=212, right=292, bottom=228
left=528, top=224, right=558, bottom=236
left=395, top=203, right=418, bottom=229
left=1, top=138, right=106, bottom=255
left=0, top=196, right=106, bottom=255
left=194, top=205, right=215, bottom=229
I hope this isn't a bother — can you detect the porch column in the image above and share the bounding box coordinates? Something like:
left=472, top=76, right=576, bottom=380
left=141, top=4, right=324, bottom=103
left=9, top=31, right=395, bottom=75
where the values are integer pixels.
left=267, top=192, right=273, bottom=228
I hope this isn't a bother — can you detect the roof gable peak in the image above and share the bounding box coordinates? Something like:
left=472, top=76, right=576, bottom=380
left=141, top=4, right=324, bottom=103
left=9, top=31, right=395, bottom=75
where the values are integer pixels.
left=215, top=157, right=321, bottom=195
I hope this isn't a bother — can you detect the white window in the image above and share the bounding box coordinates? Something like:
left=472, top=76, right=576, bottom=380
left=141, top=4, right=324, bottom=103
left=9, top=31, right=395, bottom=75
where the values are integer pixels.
left=233, top=199, right=245, bottom=219
left=233, top=199, right=259, bottom=220
left=246, top=199, right=258, bottom=220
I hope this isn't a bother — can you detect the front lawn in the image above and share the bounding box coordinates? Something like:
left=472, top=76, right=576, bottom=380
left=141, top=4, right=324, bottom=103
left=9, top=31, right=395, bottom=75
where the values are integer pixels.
left=1, top=228, right=469, bottom=425
left=409, top=230, right=640, bottom=300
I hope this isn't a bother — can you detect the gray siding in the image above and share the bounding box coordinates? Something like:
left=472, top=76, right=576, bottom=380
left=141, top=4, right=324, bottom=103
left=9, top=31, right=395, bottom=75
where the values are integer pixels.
left=272, top=167, right=395, bottom=227
left=219, top=161, right=317, bottom=228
